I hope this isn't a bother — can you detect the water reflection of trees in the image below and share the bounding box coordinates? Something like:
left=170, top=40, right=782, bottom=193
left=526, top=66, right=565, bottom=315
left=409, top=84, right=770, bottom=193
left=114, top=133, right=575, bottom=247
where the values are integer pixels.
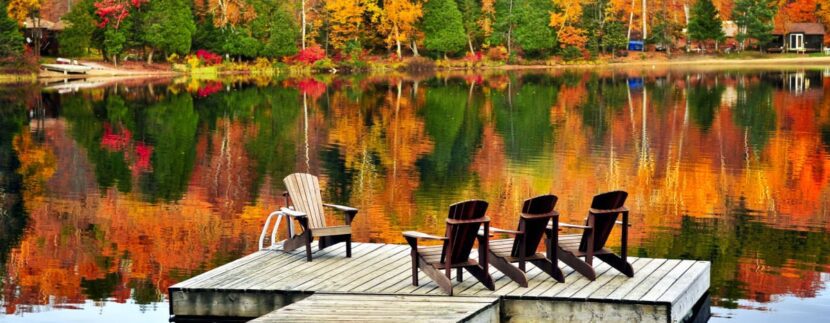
left=2, top=69, right=830, bottom=314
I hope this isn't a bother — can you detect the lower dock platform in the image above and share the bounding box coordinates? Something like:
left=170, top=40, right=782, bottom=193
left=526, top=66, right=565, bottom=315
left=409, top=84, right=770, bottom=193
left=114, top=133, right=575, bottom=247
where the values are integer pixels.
left=169, top=242, right=710, bottom=322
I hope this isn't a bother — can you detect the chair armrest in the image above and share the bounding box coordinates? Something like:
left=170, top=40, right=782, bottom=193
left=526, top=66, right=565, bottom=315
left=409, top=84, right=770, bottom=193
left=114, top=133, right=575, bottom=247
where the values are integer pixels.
left=402, top=231, right=447, bottom=241
left=589, top=207, right=628, bottom=215
left=488, top=227, right=523, bottom=235
left=615, top=221, right=632, bottom=227
left=446, top=217, right=490, bottom=225
left=521, top=210, right=559, bottom=219
left=280, top=207, right=307, bottom=218
left=555, top=222, right=592, bottom=230
left=323, top=203, right=358, bottom=213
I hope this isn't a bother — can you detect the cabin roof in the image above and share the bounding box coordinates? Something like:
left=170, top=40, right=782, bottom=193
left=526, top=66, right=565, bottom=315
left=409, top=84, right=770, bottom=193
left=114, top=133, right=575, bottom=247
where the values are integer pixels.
left=775, top=23, right=825, bottom=35
left=22, top=18, right=65, bottom=31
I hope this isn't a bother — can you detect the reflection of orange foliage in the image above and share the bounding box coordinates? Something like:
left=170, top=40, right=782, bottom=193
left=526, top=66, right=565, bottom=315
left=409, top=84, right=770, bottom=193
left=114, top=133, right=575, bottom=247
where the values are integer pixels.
left=737, top=259, right=824, bottom=302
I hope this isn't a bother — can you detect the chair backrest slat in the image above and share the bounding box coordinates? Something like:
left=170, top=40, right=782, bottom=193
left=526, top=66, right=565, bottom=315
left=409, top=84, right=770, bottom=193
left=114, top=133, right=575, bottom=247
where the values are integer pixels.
left=511, top=194, right=558, bottom=258
left=284, top=173, right=327, bottom=229
left=579, top=191, right=627, bottom=252
left=441, top=200, right=488, bottom=265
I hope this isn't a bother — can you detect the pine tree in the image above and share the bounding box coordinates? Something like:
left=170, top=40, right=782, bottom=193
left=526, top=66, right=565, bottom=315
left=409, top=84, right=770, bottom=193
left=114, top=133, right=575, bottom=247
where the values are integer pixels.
left=732, top=0, right=777, bottom=51
left=261, top=8, right=299, bottom=58
left=422, top=0, right=467, bottom=57
left=144, top=0, right=196, bottom=62
left=0, top=0, right=23, bottom=57
left=59, top=0, right=96, bottom=57
left=513, top=0, right=556, bottom=56
left=456, top=0, right=482, bottom=54
left=688, top=0, right=726, bottom=50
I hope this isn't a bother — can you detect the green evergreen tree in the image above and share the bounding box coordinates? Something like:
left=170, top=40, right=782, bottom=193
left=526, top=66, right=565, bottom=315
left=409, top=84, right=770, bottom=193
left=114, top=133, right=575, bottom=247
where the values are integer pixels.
left=222, top=28, right=260, bottom=61
left=58, top=0, right=96, bottom=57
left=688, top=0, right=726, bottom=50
left=422, top=0, right=467, bottom=57
left=0, top=0, right=23, bottom=57
left=249, top=3, right=298, bottom=59
left=601, top=21, right=627, bottom=55
left=732, top=0, right=777, bottom=51
left=193, top=14, right=223, bottom=52
left=103, top=21, right=130, bottom=65
left=513, top=0, right=556, bottom=56
left=491, top=0, right=556, bottom=57
left=456, top=0, right=482, bottom=54
left=144, top=0, right=195, bottom=62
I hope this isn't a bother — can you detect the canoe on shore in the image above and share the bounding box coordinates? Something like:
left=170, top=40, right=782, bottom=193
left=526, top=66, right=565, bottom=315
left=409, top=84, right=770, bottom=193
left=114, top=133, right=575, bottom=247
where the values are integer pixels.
left=41, top=64, right=93, bottom=74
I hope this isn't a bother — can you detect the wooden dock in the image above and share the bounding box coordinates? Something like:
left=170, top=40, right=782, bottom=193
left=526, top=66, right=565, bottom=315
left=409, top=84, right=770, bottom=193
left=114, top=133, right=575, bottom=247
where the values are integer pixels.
left=250, top=294, right=500, bottom=322
left=169, top=242, right=710, bottom=322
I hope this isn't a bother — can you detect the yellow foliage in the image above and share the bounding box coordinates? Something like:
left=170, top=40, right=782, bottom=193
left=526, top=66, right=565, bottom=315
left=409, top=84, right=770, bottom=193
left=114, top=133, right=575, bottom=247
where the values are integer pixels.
left=325, top=0, right=367, bottom=49
left=6, top=0, right=41, bottom=24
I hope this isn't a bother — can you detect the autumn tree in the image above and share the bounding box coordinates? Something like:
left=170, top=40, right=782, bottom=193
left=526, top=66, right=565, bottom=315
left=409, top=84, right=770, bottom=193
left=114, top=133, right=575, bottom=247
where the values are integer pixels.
left=550, top=0, right=587, bottom=49
left=732, top=0, right=777, bottom=51
left=325, top=0, right=365, bottom=50
left=143, top=0, right=195, bottom=62
left=0, top=0, right=23, bottom=57
left=263, top=7, right=299, bottom=58
left=379, top=0, right=422, bottom=58
left=689, top=0, right=726, bottom=51
left=422, top=0, right=467, bottom=57
left=6, top=0, right=40, bottom=24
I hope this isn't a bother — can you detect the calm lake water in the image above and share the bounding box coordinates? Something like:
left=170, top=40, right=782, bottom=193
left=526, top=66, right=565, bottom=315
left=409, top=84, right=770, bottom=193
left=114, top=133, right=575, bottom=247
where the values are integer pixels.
left=1, top=67, right=830, bottom=322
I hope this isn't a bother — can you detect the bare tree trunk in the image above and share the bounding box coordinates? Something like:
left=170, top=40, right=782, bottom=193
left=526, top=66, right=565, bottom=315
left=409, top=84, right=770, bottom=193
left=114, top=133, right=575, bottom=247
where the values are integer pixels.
left=394, top=25, right=402, bottom=58
left=147, top=49, right=154, bottom=64
left=468, top=36, right=475, bottom=55
left=301, top=0, right=307, bottom=49
left=411, top=40, right=419, bottom=57
left=507, top=0, right=513, bottom=55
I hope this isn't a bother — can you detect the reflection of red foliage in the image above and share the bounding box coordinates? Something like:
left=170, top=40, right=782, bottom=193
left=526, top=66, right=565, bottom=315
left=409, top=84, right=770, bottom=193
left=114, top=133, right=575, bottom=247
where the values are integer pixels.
left=296, top=78, right=326, bottom=99
left=291, top=45, right=326, bottom=65
left=195, top=50, right=223, bottom=65
left=464, top=74, right=484, bottom=85
left=101, top=123, right=132, bottom=151
left=197, top=82, right=223, bottom=97
left=134, top=142, right=153, bottom=172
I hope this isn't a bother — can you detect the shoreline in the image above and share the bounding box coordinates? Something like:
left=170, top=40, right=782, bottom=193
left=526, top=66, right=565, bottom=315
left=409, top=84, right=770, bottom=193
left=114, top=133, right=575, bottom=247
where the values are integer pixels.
left=3, top=55, right=828, bottom=83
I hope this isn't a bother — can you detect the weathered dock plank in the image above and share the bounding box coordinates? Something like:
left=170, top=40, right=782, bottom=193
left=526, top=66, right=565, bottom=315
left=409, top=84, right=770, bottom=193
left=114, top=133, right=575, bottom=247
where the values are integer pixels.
left=170, top=242, right=710, bottom=322
left=250, top=294, right=500, bottom=323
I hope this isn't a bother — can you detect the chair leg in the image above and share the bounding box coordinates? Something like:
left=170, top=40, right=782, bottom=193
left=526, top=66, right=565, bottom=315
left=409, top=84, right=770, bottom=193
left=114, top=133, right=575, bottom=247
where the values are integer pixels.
left=488, top=252, right=528, bottom=287
left=456, top=267, right=463, bottom=282
left=465, top=266, right=495, bottom=291
left=411, top=251, right=419, bottom=286
left=305, top=232, right=313, bottom=262
left=596, top=253, right=634, bottom=277
left=557, top=249, right=596, bottom=280
left=346, top=235, right=352, bottom=258
left=529, top=259, right=565, bottom=283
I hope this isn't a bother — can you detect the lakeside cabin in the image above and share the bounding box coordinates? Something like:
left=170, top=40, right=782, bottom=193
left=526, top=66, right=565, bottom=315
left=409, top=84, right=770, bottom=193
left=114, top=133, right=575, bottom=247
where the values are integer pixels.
left=767, top=23, right=826, bottom=53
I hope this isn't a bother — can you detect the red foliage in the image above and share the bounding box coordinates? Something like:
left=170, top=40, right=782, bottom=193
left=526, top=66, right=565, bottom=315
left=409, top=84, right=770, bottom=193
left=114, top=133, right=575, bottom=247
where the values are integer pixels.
left=196, top=50, right=223, bottom=65
left=291, top=45, right=326, bottom=65
left=197, top=81, right=223, bottom=97
left=464, top=51, right=483, bottom=62
left=94, top=0, right=147, bottom=29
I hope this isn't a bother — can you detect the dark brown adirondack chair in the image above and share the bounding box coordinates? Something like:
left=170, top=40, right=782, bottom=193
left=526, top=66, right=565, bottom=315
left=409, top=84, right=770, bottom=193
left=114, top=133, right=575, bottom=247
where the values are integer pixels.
left=487, top=194, right=564, bottom=287
left=403, top=200, right=495, bottom=296
left=281, top=173, right=358, bottom=261
left=548, top=190, right=633, bottom=281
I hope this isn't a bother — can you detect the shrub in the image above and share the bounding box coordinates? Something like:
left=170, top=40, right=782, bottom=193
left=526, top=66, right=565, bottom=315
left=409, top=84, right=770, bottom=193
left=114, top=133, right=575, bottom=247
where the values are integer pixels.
left=312, top=57, right=335, bottom=70
left=195, top=49, right=222, bottom=65
left=464, top=51, right=483, bottom=62
left=486, top=46, right=508, bottom=61
left=561, top=46, right=582, bottom=61
left=292, top=45, right=326, bottom=65
left=405, top=56, right=435, bottom=71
